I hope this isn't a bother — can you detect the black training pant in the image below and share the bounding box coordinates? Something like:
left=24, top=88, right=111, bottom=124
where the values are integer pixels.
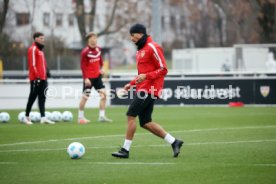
left=25, top=80, right=48, bottom=117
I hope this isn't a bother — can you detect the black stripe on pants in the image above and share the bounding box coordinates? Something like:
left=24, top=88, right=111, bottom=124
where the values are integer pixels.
left=25, top=80, right=47, bottom=117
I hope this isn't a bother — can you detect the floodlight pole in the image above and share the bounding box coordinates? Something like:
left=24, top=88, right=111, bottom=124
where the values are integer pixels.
left=151, top=0, right=162, bottom=45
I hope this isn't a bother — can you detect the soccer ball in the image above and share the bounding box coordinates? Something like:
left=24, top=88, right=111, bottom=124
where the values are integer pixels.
left=30, top=112, right=41, bottom=122
left=18, top=112, right=25, bottom=123
left=52, top=111, right=62, bottom=122
left=45, top=111, right=53, bottom=120
left=62, top=111, right=73, bottom=122
left=0, top=112, right=10, bottom=123
left=67, top=142, right=85, bottom=159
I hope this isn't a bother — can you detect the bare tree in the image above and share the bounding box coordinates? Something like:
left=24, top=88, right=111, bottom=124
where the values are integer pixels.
left=0, top=0, right=9, bottom=34
left=212, top=0, right=264, bottom=44
left=75, top=0, right=87, bottom=45
left=257, top=0, right=276, bottom=43
left=75, top=0, right=128, bottom=46
left=97, top=0, right=120, bottom=37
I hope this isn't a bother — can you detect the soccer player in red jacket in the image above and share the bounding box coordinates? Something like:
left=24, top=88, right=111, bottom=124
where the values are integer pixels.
left=24, top=32, right=55, bottom=125
left=78, top=32, right=112, bottom=124
left=111, top=24, right=183, bottom=158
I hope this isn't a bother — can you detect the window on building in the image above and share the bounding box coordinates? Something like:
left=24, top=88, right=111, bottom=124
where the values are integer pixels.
left=43, top=13, right=50, bottom=26
left=161, top=16, right=165, bottom=29
left=180, top=15, right=186, bottom=29
left=170, top=15, right=176, bottom=29
left=68, top=14, right=74, bottom=26
left=16, top=13, right=30, bottom=26
left=56, top=13, right=63, bottom=26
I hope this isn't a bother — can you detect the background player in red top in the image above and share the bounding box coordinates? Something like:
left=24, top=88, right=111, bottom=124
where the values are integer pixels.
left=111, top=24, right=183, bottom=158
left=24, top=32, right=55, bottom=125
left=78, top=32, right=112, bottom=124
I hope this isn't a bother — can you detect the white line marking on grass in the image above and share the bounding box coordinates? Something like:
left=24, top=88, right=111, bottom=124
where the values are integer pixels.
left=92, top=162, right=175, bottom=165
left=148, top=139, right=276, bottom=147
left=171, top=125, right=276, bottom=134
left=0, top=139, right=276, bottom=153
left=0, top=125, right=276, bottom=147
left=0, top=135, right=125, bottom=147
left=187, top=139, right=276, bottom=145
left=0, top=162, right=17, bottom=164
left=0, top=148, right=66, bottom=153
left=253, top=164, right=276, bottom=167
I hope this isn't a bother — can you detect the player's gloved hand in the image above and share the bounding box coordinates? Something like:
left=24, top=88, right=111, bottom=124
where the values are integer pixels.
left=135, top=74, right=146, bottom=84
left=124, top=83, right=131, bottom=91
left=46, top=67, right=51, bottom=78
left=35, top=77, right=41, bottom=86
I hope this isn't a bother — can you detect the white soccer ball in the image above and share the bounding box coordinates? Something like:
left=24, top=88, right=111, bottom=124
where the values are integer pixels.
left=45, top=111, right=53, bottom=121
left=0, top=112, right=10, bottom=123
left=30, top=112, right=41, bottom=122
left=18, top=112, right=25, bottom=123
left=62, top=111, right=73, bottom=122
left=67, top=142, right=85, bottom=159
left=52, top=111, right=62, bottom=122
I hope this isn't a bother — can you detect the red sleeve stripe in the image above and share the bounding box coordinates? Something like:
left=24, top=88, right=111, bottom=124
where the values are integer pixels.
left=148, top=43, right=164, bottom=68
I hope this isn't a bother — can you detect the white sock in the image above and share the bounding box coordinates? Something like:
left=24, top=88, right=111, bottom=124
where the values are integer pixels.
left=99, top=110, right=105, bottom=117
left=123, top=139, right=132, bottom=151
left=78, top=110, right=84, bottom=118
left=41, top=117, right=46, bottom=121
left=164, top=133, right=176, bottom=144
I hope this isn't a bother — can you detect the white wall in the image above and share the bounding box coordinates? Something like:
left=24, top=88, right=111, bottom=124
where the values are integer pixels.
left=173, top=48, right=233, bottom=73
left=0, top=80, right=110, bottom=110
left=172, top=47, right=271, bottom=73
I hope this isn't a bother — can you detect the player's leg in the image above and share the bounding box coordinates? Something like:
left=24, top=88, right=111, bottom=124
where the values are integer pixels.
left=139, top=100, right=167, bottom=138
left=78, top=79, right=92, bottom=124
left=38, top=80, right=55, bottom=124
left=94, top=75, right=112, bottom=122
left=24, top=80, right=39, bottom=125
left=144, top=123, right=184, bottom=157
left=140, top=99, right=184, bottom=158
left=97, top=89, right=112, bottom=122
left=126, top=116, right=137, bottom=140
left=111, top=92, right=148, bottom=158
left=37, top=80, right=46, bottom=117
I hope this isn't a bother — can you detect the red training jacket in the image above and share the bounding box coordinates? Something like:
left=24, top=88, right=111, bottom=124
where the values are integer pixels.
left=80, top=45, right=103, bottom=79
left=129, top=36, right=168, bottom=98
left=27, top=43, right=47, bottom=80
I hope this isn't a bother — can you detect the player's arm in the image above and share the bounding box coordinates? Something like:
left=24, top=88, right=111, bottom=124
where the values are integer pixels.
left=31, top=47, right=40, bottom=80
left=80, top=51, right=91, bottom=87
left=124, top=79, right=136, bottom=91
left=145, top=44, right=168, bottom=80
left=80, top=50, right=89, bottom=78
left=99, top=54, right=104, bottom=75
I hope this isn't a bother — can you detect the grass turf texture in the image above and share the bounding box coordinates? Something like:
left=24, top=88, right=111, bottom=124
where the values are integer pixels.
left=0, top=107, right=275, bottom=184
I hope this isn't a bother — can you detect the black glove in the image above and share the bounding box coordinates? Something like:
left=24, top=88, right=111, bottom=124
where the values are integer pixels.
left=34, top=77, right=41, bottom=86
left=46, top=67, right=51, bottom=78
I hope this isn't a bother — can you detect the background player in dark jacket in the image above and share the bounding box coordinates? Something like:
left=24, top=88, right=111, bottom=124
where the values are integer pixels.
left=111, top=24, right=183, bottom=158
left=78, top=32, right=112, bottom=124
left=24, top=32, right=55, bottom=125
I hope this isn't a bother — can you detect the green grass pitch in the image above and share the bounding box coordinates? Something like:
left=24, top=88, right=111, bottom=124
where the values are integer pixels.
left=0, top=107, right=276, bottom=184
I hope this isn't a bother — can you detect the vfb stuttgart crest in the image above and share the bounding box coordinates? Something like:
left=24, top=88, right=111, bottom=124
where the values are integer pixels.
left=140, top=50, right=145, bottom=58
left=260, top=86, right=270, bottom=98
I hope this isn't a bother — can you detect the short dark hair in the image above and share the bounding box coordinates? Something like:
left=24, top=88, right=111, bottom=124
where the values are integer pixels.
left=33, top=32, right=44, bottom=40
